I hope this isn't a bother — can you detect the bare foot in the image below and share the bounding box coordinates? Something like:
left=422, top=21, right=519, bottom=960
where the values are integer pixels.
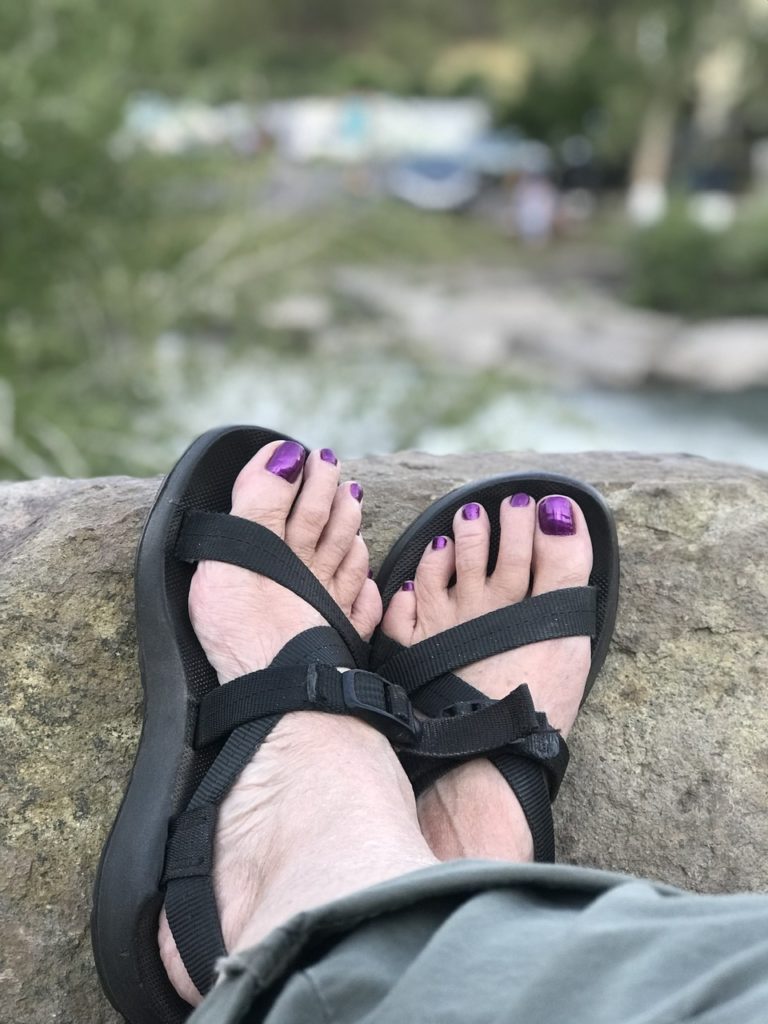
left=381, top=494, right=593, bottom=863
left=158, top=441, right=437, bottom=1005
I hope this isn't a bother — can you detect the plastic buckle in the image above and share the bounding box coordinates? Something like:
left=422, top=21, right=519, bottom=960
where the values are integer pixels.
left=341, top=670, right=420, bottom=746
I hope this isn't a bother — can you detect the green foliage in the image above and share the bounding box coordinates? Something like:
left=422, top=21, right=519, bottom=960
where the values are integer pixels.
left=2, top=0, right=768, bottom=479
left=627, top=202, right=768, bottom=316
left=0, top=0, right=173, bottom=316
left=499, top=40, right=631, bottom=151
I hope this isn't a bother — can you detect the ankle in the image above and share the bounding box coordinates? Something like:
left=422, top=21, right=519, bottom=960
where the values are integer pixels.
left=418, top=760, right=534, bottom=863
left=218, top=715, right=438, bottom=951
left=160, top=710, right=438, bottom=1006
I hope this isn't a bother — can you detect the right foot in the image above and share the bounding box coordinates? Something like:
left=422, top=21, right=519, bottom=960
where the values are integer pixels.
left=158, top=441, right=436, bottom=1005
left=381, top=493, right=594, bottom=863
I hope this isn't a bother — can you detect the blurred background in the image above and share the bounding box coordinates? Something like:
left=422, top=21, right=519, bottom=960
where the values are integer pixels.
left=2, top=0, right=768, bottom=480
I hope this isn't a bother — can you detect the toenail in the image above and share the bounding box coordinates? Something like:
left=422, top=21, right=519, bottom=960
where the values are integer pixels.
left=320, top=447, right=338, bottom=465
left=432, top=535, right=449, bottom=550
left=367, top=568, right=374, bottom=578
left=402, top=580, right=415, bottom=591
left=539, top=496, right=575, bottom=536
left=461, top=502, right=481, bottom=521
left=349, top=482, right=364, bottom=502
left=510, top=493, right=531, bottom=508
left=266, top=441, right=306, bottom=482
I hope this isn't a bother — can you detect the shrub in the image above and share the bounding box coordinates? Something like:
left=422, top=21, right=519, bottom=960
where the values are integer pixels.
left=627, top=201, right=768, bottom=317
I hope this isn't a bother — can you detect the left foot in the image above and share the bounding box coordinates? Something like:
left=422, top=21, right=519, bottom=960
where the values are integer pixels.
left=381, top=494, right=594, bottom=862
left=158, top=442, right=437, bottom=1006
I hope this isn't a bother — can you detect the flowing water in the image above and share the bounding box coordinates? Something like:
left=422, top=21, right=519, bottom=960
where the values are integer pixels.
left=141, top=341, right=768, bottom=472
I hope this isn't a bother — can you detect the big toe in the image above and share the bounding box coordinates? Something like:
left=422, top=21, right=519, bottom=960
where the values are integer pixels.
left=230, top=439, right=307, bottom=535
left=531, top=495, right=593, bottom=594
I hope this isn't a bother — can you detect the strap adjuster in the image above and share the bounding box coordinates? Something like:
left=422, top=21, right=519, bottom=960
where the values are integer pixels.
left=341, top=670, right=420, bottom=746
left=441, top=699, right=489, bottom=717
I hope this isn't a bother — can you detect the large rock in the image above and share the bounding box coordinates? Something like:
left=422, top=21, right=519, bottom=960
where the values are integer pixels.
left=2, top=451, right=768, bottom=1022
left=331, top=267, right=768, bottom=391
left=659, top=320, right=768, bottom=391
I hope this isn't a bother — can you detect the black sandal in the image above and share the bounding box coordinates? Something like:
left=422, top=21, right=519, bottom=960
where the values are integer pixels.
left=91, top=426, right=420, bottom=1024
left=370, top=473, right=620, bottom=864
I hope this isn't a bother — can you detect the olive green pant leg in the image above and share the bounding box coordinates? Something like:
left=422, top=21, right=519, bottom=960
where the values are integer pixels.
left=190, top=861, right=768, bottom=1024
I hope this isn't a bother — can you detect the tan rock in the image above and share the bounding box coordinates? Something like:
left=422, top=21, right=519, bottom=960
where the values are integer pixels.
left=2, top=452, right=768, bottom=1021
left=656, top=320, right=768, bottom=391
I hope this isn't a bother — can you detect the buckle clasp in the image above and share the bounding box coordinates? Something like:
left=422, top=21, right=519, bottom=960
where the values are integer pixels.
left=341, top=670, right=420, bottom=747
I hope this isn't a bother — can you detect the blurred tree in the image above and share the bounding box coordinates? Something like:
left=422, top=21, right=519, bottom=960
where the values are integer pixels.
left=501, top=0, right=768, bottom=194
left=0, top=0, right=188, bottom=318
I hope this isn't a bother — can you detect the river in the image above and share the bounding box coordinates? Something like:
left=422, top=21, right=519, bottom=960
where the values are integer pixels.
left=145, top=340, right=768, bottom=472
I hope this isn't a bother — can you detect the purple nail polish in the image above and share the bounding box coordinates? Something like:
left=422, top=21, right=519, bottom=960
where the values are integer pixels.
left=539, top=496, right=575, bottom=536
left=432, top=535, right=448, bottom=550
left=349, top=481, right=363, bottom=502
left=319, top=447, right=338, bottom=466
left=402, top=580, right=415, bottom=592
left=265, top=441, right=306, bottom=483
left=510, top=493, right=531, bottom=508
left=461, top=502, right=481, bottom=521
left=367, top=568, right=374, bottom=579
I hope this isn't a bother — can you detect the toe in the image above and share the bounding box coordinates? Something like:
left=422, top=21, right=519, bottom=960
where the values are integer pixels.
left=452, top=502, right=490, bottom=613
left=285, top=447, right=341, bottom=560
left=350, top=577, right=384, bottom=641
left=230, top=439, right=307, bottom=537
left=312, top=480, right=364, bottom=580
left=413, top=534, right=455, bottom=622
left=489, top=493, right=535, bottom=602
left=380, top=580, right=417, bottom=644
left=415, top=535, right=455, bottom=589
left=531, top=495, right=593, bottom=594
left=333, top=534, right=370, bottom=610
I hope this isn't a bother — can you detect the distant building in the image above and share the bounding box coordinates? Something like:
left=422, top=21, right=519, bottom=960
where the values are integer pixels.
left=262, top=95, right=491, bottom=163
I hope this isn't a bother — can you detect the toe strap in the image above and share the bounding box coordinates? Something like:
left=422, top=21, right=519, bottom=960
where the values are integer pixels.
left=371, top=587, right=597, bottom=695
left=175, top=509, right=369, bottom=666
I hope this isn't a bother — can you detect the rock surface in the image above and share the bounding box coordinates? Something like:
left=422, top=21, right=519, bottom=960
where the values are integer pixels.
left=2, top=451, right=768, bottom=1022
left=662, top=320, right=768, bottom=391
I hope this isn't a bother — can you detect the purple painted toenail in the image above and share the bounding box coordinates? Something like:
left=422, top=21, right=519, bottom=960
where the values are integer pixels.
left=349, top=481, right=363, bottom=502
left=320, top=447, right=338, bottom=465
left=265, top=441, right=306, bottom=482
left=461, top=502, right=481, bottom=521
left=539, top=496, right=575, bottom=536
left=432, top=535, right=449, bottom=550
left=367, top=568, right=374, bottom=579
left=402, top=580, right=415, bottom=592
left=510, top=493, right=531, bottom=508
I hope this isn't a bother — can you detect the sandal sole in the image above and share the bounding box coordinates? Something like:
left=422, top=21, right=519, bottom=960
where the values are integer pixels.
left=91, top=425, right=298, bottom=1024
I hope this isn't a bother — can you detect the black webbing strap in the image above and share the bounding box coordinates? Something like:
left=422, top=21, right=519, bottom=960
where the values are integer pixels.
left=273, top=624, right=355, bottom=669
left=175, top=510, right=368, bottom=666
left=163, top=715, right=283, bottom=996
left=402, top=681, right=569, bottom=864
left=401, top=684, right=566, bottom=782
left=162, top=805, right=224, bottom=996
left=494, top=753, right=556, bottom=862
left=377, top=587, right=597, bottom=692
left=194, top=665, right=420, bottom=748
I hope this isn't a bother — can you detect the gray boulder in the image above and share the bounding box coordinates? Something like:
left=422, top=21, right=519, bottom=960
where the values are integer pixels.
left=2, top=451, right=767, bottom=1022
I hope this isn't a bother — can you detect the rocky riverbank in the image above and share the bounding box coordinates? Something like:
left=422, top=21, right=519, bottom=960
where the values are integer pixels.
left=270, top=266, right=768, bottom=392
